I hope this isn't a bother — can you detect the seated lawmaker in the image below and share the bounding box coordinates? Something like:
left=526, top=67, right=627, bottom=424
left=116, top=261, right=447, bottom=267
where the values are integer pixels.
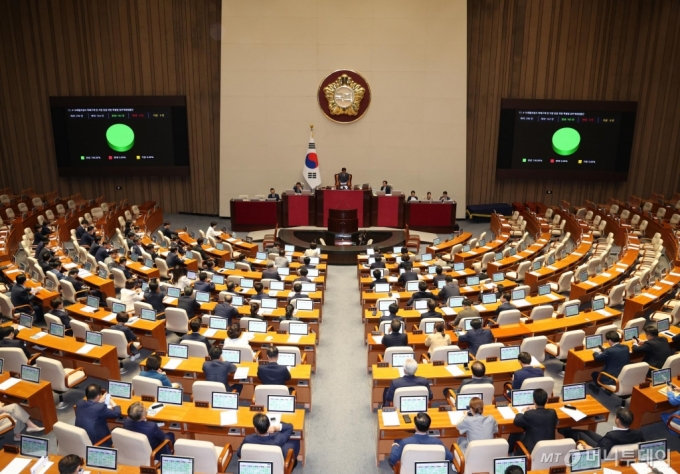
left=75, top=384, right=120, bottom=446
left=380, top=181, right=392, bottom=194
left=424, top=192, right=432, bottom=201
left=192, top=238, right=208, bottom=261
left=143, top=280, right=166, bottom=313
left=294, top=268, right=311, bottom=282
left=193, top=272, right=215, bottom=292
left=293, top=182, right=304, bottom=194
left=267, top=188, right=280, bottom=201
left=304, top=242, right=321, bottom=257
left=237, top=413, right=300, bottom=469
left=383, top=319, right=408, bottom=348
left=439, top=191, right=451, bottom=202
left=456, top=361, right=493, bottom=394
left=274, top=249, right=289, bottom=268
left=214, top=294, right=239, bottom=326
left=262, top=262, right=281, bottom=281
left=419, top=299, right=440, bottom=319
left=407, top=191, right=418, bottom=202
left=507, top=389, right=558, bottom=455
left=559, top=408, right=644, bottom=457
left=384, top=358, right=432, bottom=406
left=632, top=325, right=672, bottom=372
left=590, top=330, right=629, bottom=394
left=300, top=257, right=315, bottom=270
left=398, top=266, right=419, bottom=286
left=511, top=352, right=543, bottom=389
left=123, top=402, right=174, bottom=459
left=379, top=303, right=404, bottom=324
left=203, top=346, right=242, bottom=394
left=424, top=321, right=451, bottom=355
left=456, top=397, right=498, bottom=452
left=162, top=221, right=177, bottom=240
left=178, top=286, right=201, bottom=319
left=369, top=255, right=386, bottom=269
left=257, top=346, right=292, bottom=386
left=139, top=354, right=178, bottom=388
left=457, top=318, right=493, bottom=356
left=179, top=318, right=211, bottom=353
left=388, top=413, right=453, bottom=466
left=337, top=167, right=350, bottom=188
left=407, top=281, right=436, bottom=306
left=369, top=269, right=388, bottom=290
left=439, top=276, right=461, bottom=302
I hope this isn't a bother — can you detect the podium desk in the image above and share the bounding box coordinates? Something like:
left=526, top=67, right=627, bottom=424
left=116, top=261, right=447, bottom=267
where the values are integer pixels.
left=0, top=372, right=57, bottom=433
left=371, top=194, right=403, bottom=227
left=282, top=193, right=315, bottom=227
left=315, top=188, right=371, bottom=228
left=230, top=199, right=282, bottom=232
left=404, top=201, right=456, bottom=232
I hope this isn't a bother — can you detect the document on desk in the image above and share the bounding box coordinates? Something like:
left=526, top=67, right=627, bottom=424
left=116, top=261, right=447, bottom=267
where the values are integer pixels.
left=582, top=281, right=598, bottom=287
left=163, top=359, right=183, bottom=370
left=640, top=293, right=658, bottom=300
left=80, top=306, right=97, bottom=313
left=601, top=272, right=612, bottom=278
left=372, top=335, right=383, bottom=345
left=62, top=263, right=77, bottom=270
left=661, top=279, right=675, bottom=286
left=140, top=266, right=151, bottom=271
left=391, top=292, right=400, bottom=299
left=287, top=335, right=302, bottom=343
left=596, top=309, right=613, bottom=317
left=670, top=272, right=680, bottom=277
left=440, top=307, right=455, bottom=316
left=78, top=271, right=92, bottom=278
left=544, top=293, right=560, bottom=301
left=30, top=331, right=47, bottom=340
left=233, top=367, right=249, bottom=380
left=126, top=317, right=140, bottom=325
left=268, top=290, right=278, bottom=297
left=381, top=411, right=400, bottom=427
left=0, top=377, right=22, bottom=391
left=387, top=277, right=398, bottom=283
left=1, top=458, right=33, bottom=474
left=448, top=411, right=466, bottom=425
left=560, top=406, right=587, bottom=422
left=445, top=365, right=465, bottom=377
left=203, top=329, right=217, bottom=338
left=603, top=469, right=621, bottom=474
left=76, top=344, right=95, bottom=354
left=102, top=313, right=117, bottom=321
left=242, top=332, right=255, bottom=341
left=497, top=407, right=516, bottom=420
left=513, top=299, right=530, bottom=308
left=162, top=297, right=177, bottom=305
left=631, top=461, right=676, bottom=474
left=473, top=304, right=486, bottom=312
left=220, top=410, right=238, bottom=426
left=462, top=286, right=474, bottom=292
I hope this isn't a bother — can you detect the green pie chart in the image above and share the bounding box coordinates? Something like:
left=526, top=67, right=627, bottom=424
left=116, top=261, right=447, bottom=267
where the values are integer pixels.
left=106, top=124, right=135, bottom=152
left=552, top=127, right=580, bottom=156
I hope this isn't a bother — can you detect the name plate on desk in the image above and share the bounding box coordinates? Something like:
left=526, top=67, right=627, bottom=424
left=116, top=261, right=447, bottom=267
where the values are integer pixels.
left=549, top=467, right=567, bottom=474
left=140, top=467, right=157, bottom=474
left=195, top=401, right=209, bottom=408
left=412, top=330, right=423, bottom=335
left=638, top=382, right=650, bottom=389
left=3, top=445, right=18, bottom=454
left=250, top=405, right=264, bottom=412
left=371, top=331, right=381, bottom=336
left=486, top=357, right=497, bottom=362
left=547, top=396, right=560, bottom=404
left=433, top=361, right=445, bottom=366
left=377, top=362, right=389, bottom=368
left=438, top=405, right=452, bottom=411
left=142, top=395, right=155, bottom=402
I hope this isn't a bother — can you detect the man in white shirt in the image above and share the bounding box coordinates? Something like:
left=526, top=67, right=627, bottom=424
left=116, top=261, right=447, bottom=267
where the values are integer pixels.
left=120, top=280, right=144, bottom=311
left=304, top=243, right=320, bottom=257
left=205, top=221, right=218, bottom=241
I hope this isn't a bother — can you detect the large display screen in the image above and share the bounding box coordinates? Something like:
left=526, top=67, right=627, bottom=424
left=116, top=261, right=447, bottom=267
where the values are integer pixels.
left=496, top=99, right=637, bottom=181
left=50, top=96, right=190, bottom=176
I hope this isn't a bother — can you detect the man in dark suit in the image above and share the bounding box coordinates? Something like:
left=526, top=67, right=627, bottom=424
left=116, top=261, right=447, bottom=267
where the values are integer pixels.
left=439, top=191, right=451, bottom=202
left=110, top=313, right=141, bottom=359
left=94, top=240, right=111, bottom=263
left=384, top=358, right=432, bottom=405
left=407, top=281, right=436, bottom=306
left=398, top=267, right=419, bottom=286
left=293, top=182, right=304, bottom=194
left=369, top=269, right=388, bottom=290
left=75, top=384, right=121, bottom=446
left=511, top=352, right=544, bottom=389
left=178, top=286, right=201, bottom=320
left=337, top=167, right=350, bottom=188
left=237, top=413, right=300, bottom=468
left=162, top=221, right=177, bottom=240
left=11, top=274, right=43, bottom=321
left=507, top=389, right=558, bottom=455
left=407, top=191, right=419, bottom=202
left=632, top=325, right=672, bottom=373
left=0, top=327, right=31, bottom=358
left=419, top=299, right=440, bottom=319
left=123, top=402, right=174, bottom=458
left=559, top=408, right=644, bottom=457
left=191, top=238, right=208, bottom=261
left=294, top=268, right=311, bottom=283
left=452, top=299, right=481, bottom=327
left=75, top=219, right=86, bottom=241
left=383, top=319, right=408, bottom=348
left=267, top=188, right=280, bottom=201
left=193, top=272, right=215, bottom=292
left=454, top=361, right=493, bottom=394
left=143, top=280, right=166, bottom=313
left=88, top=236, right=101, bottom=257
left=129, top=236, right=144, bottom=258
left=398, top=255, right=413, bottom=271
left=591, top=330, right=630, bottom=394
left=388, top=413, right=453, bottom=466
left=287, top=283, right=306, bottom=303
left=257, top=346, right=292, bottom=386
left=250, top=282, right=267, bottom=301
left=432, top=266, right=447, bottom=283
left=300, top=257, right=315, bottom=270
left=34, top=238, right=51, bottom=261
left=165, top=247, right=181, bottom=269
left=379, top=303, right=404, bottom=324
left=214, top=295, right=239, bottom=326
left=262, top=262, right=281, bottom=281
left=202, top=346, right=242, bottom=394
left=457, top=318, right=493, bottom=356
left=179, top=318, right=211, bottom=353
left=65, top=268, right=87, bottom=293
left=495, top=292, right=517, bottom=316
left=369, top=255, right=386, bottom=270
left=380, top=181, right=392, bottom=194
left=79, top=226, right=95, bottom=248
left=438, top=276, right=461, bottom=302
left=49, top=297, right=71, bottom=328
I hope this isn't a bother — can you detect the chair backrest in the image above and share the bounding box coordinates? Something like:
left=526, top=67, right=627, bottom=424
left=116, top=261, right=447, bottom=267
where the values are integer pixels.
left=459, top=439, right=509, bottom=474
left=44, top=313, right=62, bottom=328
left=528, top=306, right=553, bottom=322
left=131, top=375, right=163, bottom=398
left=174, top=439, right=222, bottom=474
left=429, top=345, right=461, bottom=362
left=0, top=348, right=27, bottom=374
left=384, top=346, right=415, bottom=366
left=111, top=428, right=153, bottom=466
left=54, top=421, right=92, bottom=457
left=520, top=376, right=553, bottom=395
left=253, top=385, right=289, bottom=406
left=222, top=344, right=255, bottom=363
left=240, top=445, right=284, bottom=472
left=192, top=381, right=227, bottom=403
left=475, top=343, right=504, bottom=361
left=133, top=301, right=153, bottom=316
left=110, top=268, right=127, bottom=289
left=663, top=353, right=680, bottom=377
left=515, top=261, right=531, bottom=280
left=393, top=386, right=429, bottom=410
left=459, top=383, right=495, bottom=406
left=100, top=329, right=129, bottom=358
left=520, top=336, right=548, bottom=363
left=557, top=299, right=581, bottom=315
left=587, top=257, right=602, bottom=276
left=181, top=339, right=209, bottom=358
left=0, top=294, right=15, bottom=319
left=614, top=362, right=649, bottom=396
left=607, top=284, right=626, bottom=307
left=623, top=317, right=646, bottom=334
left=545, top=208, right=553, bottom=219
left=400, top=445, right=446, bottom=474
left=106, top=297, right=125, bottom=310
left=592, top=324, right=618, bottom=337
left=624, top=276, right=640, bottom=296
left=497, top=309, right=521, bottom=326
left=609, top=204, right=619, bottom=215
left=70, top=319, right=91, bottom=340
left=555, top=330, right=586, bottom=358
left=35, top=357, right=68, bottom=391
left=155, top=258, right=170, bottom=279
left=531, top=439, right=576, bottom=470
left=165, top=307, right=189, bottom=333
left=605, top=443, right=639, bottom=461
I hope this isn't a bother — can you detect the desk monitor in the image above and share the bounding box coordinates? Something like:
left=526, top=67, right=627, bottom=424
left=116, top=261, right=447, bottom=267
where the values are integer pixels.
left=462, top=245, right=471, bottom=252
left=565, top=304, right=579, bottom=317
left=231, top=295, right=244, bottom=306
left=424, top=322, right=436, bottom=334
left=49, top=322, right=65, bottom=338
left=464, top=318, right=482, bottom=331
left=634, top=284, right=641, bottom=296
left=21, top=364, right=40, bottom=383
left=98, top=269, right=108, bottom=279
left=391, top=352, right=413, bottom=367
left=157, top=386, right=184, bottom=406
left=256, top=252, right=267, bottom=260
left=428, top=266, right=438, bottom=275
left=466, top=276, right=480, bottom=286
left=432, top=238, right=441, bottom=245
left=223, top=261, right=236, bottom=270
left=512, top=289, right=525, bottom=300
left=195, top=291, right=210, bottom=303
left=453, top=263, right=465, bottom=272
left=221, top=349, right=240, bottom=363
left=0, top=359, right=3, bottom=375
left=589, top=298, right=605, bottom=312
left=86, top=296, right=99, bottom=309
left=493, top=272, right=505, bottom=282
left=579, top=270, right=588, bottom=283
left=86, top=446, right=118, bottom=471
left=160, top=455, right=194, bottom=474
left=420, top=254, right=433, bottom=263
left=238, top=461, right=273, bottom=474
left=108, top=380, right=132, bottom=400
left=209, top=317, right=228, bottom=330
left=400, top=395, right=428, bottom=414
left=277, top=352, right=296, bottom=367
left=406, top=281, right=420, bottom=292
left=386, top=321, right=405, bottom=334
left=86, top=331, right=102, bottom=346
left=651, top=368, right=671, bottom=387
left=448, top=297, right=464, bottom=308
left=511, top=389, right=534, bottom=407
left=500, top=345, right=520, bottom=361
left=367, top=257, right=376, bottom=265
left=20, top=435, right=48, bottom=458
left=84, top=262, right=92, bottom=272
left=212, top=392, right=239, bottom=410
left=30, top=270, right=40, bottom=282
left=215, top=243, right=224, bottom=251
left=569, top=448, right=601, bottom=473
left=18, top=262, right=27, bottom=272
left=248, top=320, right=267, bottom=334
left=284, top=245, right=295, bottom=252
left=269, top=281, right=284, bottom=291
left=585, top=335, right=603, bottom=350
left=437, top=280, right=446, bottom=289
left=638, top=439, right=667, bottom=462
left=166, top=287, right=181, bottom=299
left=532, top=261, right=542, bottom=271
left=308, top=257, right=319, bottom=265
left=45, top=279, right=55, bottom=291
left=240, top=279, right=254, bottom=289
left=374, top=283, right=390, bottom=293
left=657, top=318, right=670, bottom=332
left=212, top=274, right=225, bottom=285
left=447, top=350, right=469, bottom=365
left=494, top=252, right=504, bottom=261
left=366, top=249, right=375, bottom=256
left=562, top=383, right=587, bottom=402
left=141, top=281, right=149, bottom=292
left=623, top=326, right=639, bottom=341
left=300, top=283, right=316, bottom=293
left=267, top=395, right=295, bottom=413
left=296, top=299, right=313, bottom=311
left=547, top=254, right=556, bottom=266
left=18, top=313, right=33, bottom=329
left=493, top=456, right=527, bottom=474
left=110, top=302, right=126, bottom=314
left=415, top=462, right=449, bottom=474
left=538, top=284, right=550, bottom=296
left=481, top=293, right=497, bottom=305
left=414, top=299, right=429, bottom=311
left=378, top=300, right=393, bottom=312
left=144, top=258, right=154, bottom=268
left=456, top=393, right=482, bottom=411
left=289, top=322, right=308, bottom=335
left=509, top=247, right=517, bottom=256
left=393, top=246, right=403, bottom=254
left=185, top=251, right=194, bottom=260
left=261, top=298, right=278, bottom=310
left=187, top=271, right=197, bottom=281
left=478, top=239, right=486, bottom=247
left=168, top=344, right=189, bottom=359
left=141, top=308, right=157, bottom=321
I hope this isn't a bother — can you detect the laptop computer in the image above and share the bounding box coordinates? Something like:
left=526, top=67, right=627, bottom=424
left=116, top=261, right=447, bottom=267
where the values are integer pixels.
left=168, top=344, right=189, bottom=359
left=510, top=389, right=534, bottom=408
left=562, top=383, right=587, bottom=402
left=86, top=446, right=118, bottom=471
left=651, top=368, right=671, bottom=387
left=569, top=448, right=601, bottom=473
left=499, top=345, right=520, bottom=361
left=86, top=331, right=102, bottom=346
left=238, top=461, right=273, bottom=474
left=447, top=350, right=469, bottom=366
left=20, top=435, right=48, bottom=458
left=157, top=386, right=184, bottom=406
left=493, top=457, right=527, bottom=474
left=160, top=455, right=194, bottom=474
left=455, top=393, right=482, bottom=411
left=399, top=395, right=428, bottom=414
left=212, top=392, right=239, bottom=410
left=108, top=380, right=132, bottom=400
left=20, top=365, right=40, bottom=383
left=638, top=439, right=668, bottom=462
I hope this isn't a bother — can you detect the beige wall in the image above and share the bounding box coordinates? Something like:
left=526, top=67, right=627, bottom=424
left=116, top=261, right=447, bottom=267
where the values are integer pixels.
left=219, top=0, right=467, bottom=218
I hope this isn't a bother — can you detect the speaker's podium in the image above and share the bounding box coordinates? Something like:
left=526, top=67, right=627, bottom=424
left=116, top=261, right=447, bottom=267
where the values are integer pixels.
left=328, top=208, right=357, bottom=245
left=315, top=186, right=371, bottom=245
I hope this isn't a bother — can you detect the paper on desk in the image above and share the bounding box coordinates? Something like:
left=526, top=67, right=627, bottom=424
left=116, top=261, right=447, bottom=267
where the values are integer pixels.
left=164, top=359, right=182, bottom=370
left=498, top=407, right=516, bottom=420
left=670, top=272, right=680, bottom=277
left=76, top=344, right=95, bottom=354
left=140, top=266, right=150, bottom=271
left=242, top=332, right=255, bottom=341
left=596, top=309, right=613, bottom=317
left=62, top=263, right=77, bottom=269
left=31, top=459, right=53, bottom=474
left=391, top=292, right=400, bottom=299
left=473, top=304, right=486, bottom=312
left=382, top=410, right=400, bottom=426
left=0, top=377, right=21, bottom=390
left=441, top=307, right=455, bottom=316
left=268, top=290, right=278, bottom=297
left=126, top=317, right=139, bottom=325
left=462, top=286, right=474, bottom=291
left=387, top=277, right=398, bottom=283
left=78, top=271, right=92, bottom=278
left=544, top=293, right=560, bottom=301
left=573, top=253, right=583, bottom=257
left=203, top=328, right=217, bottom=338
left=528, top=271, right=541, bottom=277
left=601, top=272, right=612, bottom=278
left=372, top=335, right=383, bottom=345
left=513, top=299, right=530, bottom=308
left=220, top=410, right=238, bottom=426
left=583, top=281, right=598, bottom=287
left=102, top=313, right=117, bottom=321
left=233, top=367, right=249, bottom=380
left=30, top=331, right=47, bottom=340
left=431, top=246, right=439, bottom=250
left=560, top=406, right=587, bottom=421
left=603, top=468, right=621, bottom=474
left=5, top=269, right=20, bottom=275
left=1, top=458, right=32, bottom=474
left=661, top=279, right=675, bottom=286
left=448, top=411, right=466, bottom=425
left=445, top=365, right=465, bottom=377
left=631, top=461, right=676, bottom=474
left=287, top=335, right=302, bottom=343
left=547, top=265, right=558, bottom=271
left=641, top=293, right=658, bottom=300
left=80, top=306, right=97, bottom=313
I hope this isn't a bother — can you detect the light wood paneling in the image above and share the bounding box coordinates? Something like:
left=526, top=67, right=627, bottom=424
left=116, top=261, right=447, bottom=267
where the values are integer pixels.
left=0, top=0, right=221, bottom=214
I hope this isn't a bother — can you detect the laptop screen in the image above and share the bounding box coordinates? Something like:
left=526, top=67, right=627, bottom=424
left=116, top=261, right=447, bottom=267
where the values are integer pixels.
left=108, top=380, right=132, bottom=399
left=240, top=279, right=254, bottom=288
left=453, top=263, right=465, bottom=271
left=261, top=298, right=278, bottom=309
left=168, top=344, right=188, bottom=359
left=511, top=389, right=534, bottom=407
left=98, top=269, right=108, bottom=279
left=166, top=287, right=181, bottom=298
left=212, top=274, right=225, bottom=285
left=538, top=284, right=550, bottom=296
left=547, top=254, right=555, bottom=265
left=414, top=299, right=429, bottom=310
left=212, top=392, right=239, bottom=410
left=532, top=261, right=542, bottom=271
left=86, top=446, right=118, bottom=471
left=45, top=279, right=54, bottom=290
left=160, top=455, right=194, bottom=474
left=374, top=283, right=390, bottom=293
left=481, top=293, right=497, bottom=305
left=187, top=271, right=197, bottom=281
left=141, top=308, right=157, bottom=321
left=221, top=349, right=240, bottom=363
left=223, top=261, right=236, bottom=270
left=269, top=281, right=284, bottom=291
left=296, top=299, right=313, bottom=311
left=651, top=368, right=671, bottom=387
left=420, top=254, right=433, bottom=262
left=456, top=393, right=482, bottom=411
left=565, top=304, right=579, bottom=317
left=277, top=267, right=289, bottom=275
left=424, top=322, right=436, bottom=334
left=493, top=272, right=505, bottom=282
left=638, top=439, right=668, bottom=462
left=493, top=457, right=527, bottom=474
left=592, top=298, right=605, bottom=311
left=238, top=461, right=273, bottom=474
left=512, top=289, right=525, bottom=300
left=145, top=259, right=155, bottom=268
left=157, top=387, right=184, bottom=406
left=195, top=291, right=210, bottom=303
left=579, top=271, right=588, bottom=283
left=49, top=323, right=65, bottom=338
left=569, top=448, right=601, bottom=473
left=267, top=395, right=295, bottom=413
left=623, top=327, right=639, bottom=341
left=248, top=320, right=267, bottom=333
left=112, top=302, right=127, bottom=313
left=462, top=245, right=471, bottom=252
left=562, top=383, right=587, bottom=402
left=285, top=245, right=295, bottom=252
left=393, top=246, right=402, bottom=254
left=209, top=317, right=228, bottom=330
left=301, top=283, right=316, bottom=292
left=141, top=282, right=149, bottom=292
left=277, top=352, right=296, bottom=367
left=585, top=335, right=602, bottom=350
left=84, top=262, right=92, bottom=271
left=414, top=462, right=449, bottom=474
left=289, top=323, right=308, bottom=335
left=399, top=395, right=427, bottom=414
left=432, top=238, right=441, bottom=245
left=447, top=350, right=469, bottom=365
left=391, top=353, right=413, bottom=367
left=466, top=276, right=480, bottom=286
left=216, top=243, right=224, bottom=251
left=495, top=252, right=503, bottom=261
left=20, top=435, right=48, bottom=458
left=657, top=318, right=671, bottom=332
left=87, top=296, right=99, bottom=308
left=185, top=251, right=194, bottom=260
left=448, top=297, right=464, bottom=308
left=428, top=266, right=438, bottom=275
left=509, top=247, right=516, bottom=256
left=86, top=331, right=102, bottom=346
left=231, top=295, right=244, bottom=306
left=499, top=345, right=520, bottom=361
left=256, top=252, right=267, bottom=260
left=464, top=318, right=481, bottom=331
left=378, top=300, right=393, bottom=312
left=406, top=281, right=419, bottom=292
left=19, top=313, right=33, bottom=329
left=437, top=280, right=446, bottom=289
left=21, top=365, right=40, bottom=383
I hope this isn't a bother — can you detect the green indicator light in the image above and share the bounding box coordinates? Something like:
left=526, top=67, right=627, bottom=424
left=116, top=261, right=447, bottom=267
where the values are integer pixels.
left=80, top=156, right=85, bottom=160
left=522, top=158, right=527, bottom=163
left=106, top=124, right=135, bottom=152
left=552, top=127, right=580, bottom=156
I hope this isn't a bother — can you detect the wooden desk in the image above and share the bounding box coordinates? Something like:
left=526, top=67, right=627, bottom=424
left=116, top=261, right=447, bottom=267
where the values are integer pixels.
left=629, top=383, right=677, bottom=429
left=569, top=246, right=638, bottom=303
left=487, top=237, right=552, bottom=277
left=216, top=232, right=259, bottom=258
left=0, top=372, right=57, bottom=433
left=622, top=267, right=680, bottom=326
left=454, top=218, right=510, bottom=268
left=1, top=266, right=60, bottom=311
left=425, top=232, right=473, bottom=256
left=125, top=260, right=161, bottom=280
left=524, top=236, right=594, bottom=293
left=66, top=303, right=167, bottom=351
left=356, top=262, right=476, bottom=279
left=523, top=307, right=622, bottom=340
left=0, top=451, right=141, bottom=474
left=17, top=327, right=121, bottom=380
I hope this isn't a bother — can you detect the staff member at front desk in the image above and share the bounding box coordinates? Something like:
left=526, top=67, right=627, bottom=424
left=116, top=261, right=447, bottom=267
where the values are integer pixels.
left=267, top=188, right=280, bottom=201
left=337, top=167, right=350, bottom=188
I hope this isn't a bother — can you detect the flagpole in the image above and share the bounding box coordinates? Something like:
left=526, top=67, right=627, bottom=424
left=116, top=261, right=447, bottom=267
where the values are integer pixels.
left=310, top=124, right=314, bottom=137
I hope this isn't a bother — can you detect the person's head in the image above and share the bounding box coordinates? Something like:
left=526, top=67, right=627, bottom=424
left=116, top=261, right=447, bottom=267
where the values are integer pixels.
left=209, top=345, right=222, bottom=361
left=427, top=299, right=436, bottom=311
left=469, top=397, right=484, bottom=415
left=442, top=191, right=448, bottom=196
left=267, top=345, right=279, bottom=361
left=533, top=388, right=548, bottom=407
left=116, top=312, right=129, bottom=323
left=87, top=226, right=95, bottom=233
left=253, top=413, right=271, bottom=435
left=227, top=323, right=241, bottom=339
left=501, top=292, right=511, bottom=303
left=227, top=281, right=236, bottom=292
left=237, top=254, right=246, bottom=262
left=285, top=303, right=294, bottom=316
left=382, top=180, right=387, bottom=186
left=128, top=401, right=146, bottom=421
left=169, top=246, right=178, bottom=254
left=389, top=303, right=399, bottom=315
left=250, top=302, right=260, bottom=314
left=58, top=455, right=82, bottom=474
left=198, top=272, right=208, bottom=282
left=177, top=247, right=186, bottom=256
left=372, top=269, right=382, bottom=280
left=434, top=321, right=445, bottom=334
left=270, top=188, right=275, bottom=194
left=605, top=330, right=620, bottom=344
left=470, top=318, right=482, bottom=330
left=183, top=286, right=193, bottom=296
left=614, top=407, right=634, bottom=428
left=85, top=383, right=103, bottom=401
left=210, top=221, right=217, bottom=228
left=310, top=242, right=317, bottom=250
left=414, top=412, right=431, bottom=433
left=254, top=282, right=263, bottom=294
left=299, top=268, right=308, bottom=277
left=279, top=248, right=286, bottom=256
left=401, top=248, right=409, bottom=255
left=505, top=465, right=525, bottom=474
left=390, top=319, right=401, bottom=334
left=164, top=221, right=171, bottom=228
left=303, top=257, right=310, bottom=265
left=148, top=280, right=159, bottom=292
left=461, top=299, right=472, bottom=310
left=0, top=327, right=13, bottom=340
left=341, top=167, right=346, bottom=172
left=426, top=192, right=431, bottom=197
left=470, top=361, right=486, bottom=377
left=224, top=294, right=233, bottom=305
left=296, top=182, right=302, bottom=188
left=518, top=351, right=532, bottom=366
left=50, top=297, right=64, bottom=310
left=496, top=284, right=505, bottom=293
left=126, top=279, right=137, bottom=290
left=68, top=268, right=79, bottom=277
left=403, top=358, right=418, bottom=375
left=402, top=255, right=410, bottom=263
left=410, top=191, right=416, bottom=196
left=50, top=260, right=60, bottom=269
left=132, top=236, right=140, bottom=244
left=42, top=252, right=52, bottom=262
left=644, top=325, right=659, bottom=338
left=196, top=237, right=204, bottom=246
left=443, top=275, right=453, bottom=285
left=418, top=281, right=427, bottom=292
left=266, top=262, right=275, bottom=270
left=103, top=240, right=112, bottom=248
left=434, top=265, right=443, bottom=275
left=374, top=255, right=382, bottom=263
left=293, top=283, right=302, bottom=293
left=189, top=318, right=201, bottom=333
left=16, top=274, right=26, bottom=285
left=145, top=354, right=162, bottom=371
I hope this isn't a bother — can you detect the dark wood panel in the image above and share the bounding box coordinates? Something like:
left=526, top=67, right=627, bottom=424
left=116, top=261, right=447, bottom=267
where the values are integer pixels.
left=0, top=0, right=221, bottom=214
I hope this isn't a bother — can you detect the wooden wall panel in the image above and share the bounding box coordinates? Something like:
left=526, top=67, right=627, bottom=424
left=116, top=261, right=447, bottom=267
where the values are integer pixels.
left=0, top=0, right=221, bottom=214
left=467, top=0, right=680, bottom=208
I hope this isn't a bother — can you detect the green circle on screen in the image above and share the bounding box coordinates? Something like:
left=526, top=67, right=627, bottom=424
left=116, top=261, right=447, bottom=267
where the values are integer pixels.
left=106, top=124, right=135, bottom=152
left=552, top=127, right=580, bottom=156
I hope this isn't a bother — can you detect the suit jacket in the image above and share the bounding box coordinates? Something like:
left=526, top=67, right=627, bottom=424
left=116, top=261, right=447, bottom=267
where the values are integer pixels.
left=202, top=359, right=237, bottom=389
left=338, top=172, right=350, bottom=184
left=294, top=276, right=311, bottom=283
left=381, top=185, right=392, bottom=194
left=191, top=245, right=208, bottom=261
left=379, top=314, right=404, bottom=324
left=0, top=338, right=31, bottom=358
left=274, top=256, right=289, bottom=268
left=458, top=328, right=494, bottom=356
left=178, top=295, right=201, bottom=319
left=10, top=284, right=34, bottom=308
left=495, top=302, right=517, bottom=316
left=438, top=284, right=461, bottom=302
left=179, top=332, right=211, bottom=352
left=388, top=433, right=453, bottom=466
left=369, top=278, right=388, bottom=289
left=94, top=247, right=110, bottom=263
left=262, top=269, right=281, bottom=281
left=398, top=271, right=419, bottom=285
left=382, top=332, right=408, bottom=348
left=110, top=323, right=138, bottom=342
left=267, top=193, right=280, bottom=201
left=75, top=226, right=86, bottom=240
left=513, top=407, right=558, bottom=452
left=385, top=374, right=433, bottom=403
left=407, top=291, right=436, bottom=306
left=122, top=418, right=168, bottom=451
left=75, top=399, right=121, bottom=443
left=213, top=303, right=239, bottom=325
left=453, top=308, right=481, bottom=327
left=130, top=244, right=144, bottom=257
left=89, top=243, right=101, bottom=257
left=419, top=310, right=440, bottom=320
left=369, top=261, right=386, bottom=269
left=166, top=252, right=181, bottom=269
left=287, top=293, right=306, bottom=303
left=237, top=422, right=294, bottom=458
left=65, top=276, right=85, bottom=292
left=593, top=343, right=630, bottom=379
left=139, top=370, right=172, bottom=387
left=143, top=290, right=167, bottom=313
left=194, top=281, right=215, bottom=292
left=80, top=232, right=94, bottom=247
left=512, top=366, right=544, bottom=389
left=51, top=309, right=71, bottom=328
left=457, top=376, right=494, bottom=394
left=596, top=429, right=645, bottom=456
left=632, top=337, right=672, bottom=369
left=257, top=364, right=291, bottom=385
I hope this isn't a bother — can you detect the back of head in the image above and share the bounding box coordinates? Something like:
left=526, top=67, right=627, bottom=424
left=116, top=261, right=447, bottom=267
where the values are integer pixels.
left=389, top=303, right=399, bottom=315
left=253, top=413, right=270, bottom=434
left=505, top=465, right=525, bottom=474
left=300, top=268, right=308, bottom=276
left=116, top=312, right=129, bottom=323
left=58, top=455, right=82, bottom=474
left=184, top=286, right=193, bottom=296
left=128, top=401, right=145, bottom=421
left=310, top=243, right=317, bottom=250
left=644, top=325, right=659, bottom=338
left=149, top=280, right=159, bottom=292
left=403, top=358, right=418, bottom=376
left=471, top=361, right=486, bottom=377
left=434, top=321, right=445, bottom=333
left=85, top=383, right=102, bottom=400
left=146, top=354, right=161, bottom=371
left=189, top=318, right=201, bottom=332
left=267, top=346, right=279, bottom=359
left=16, top=274, right=26, bottom=285
left=418, top=281, right=427, bottom=292
left=390, top=319, right=401, bottom=334
left=373, top=269, right=381, bottom=279
left=250, top=302, right=260, bottom=314
left=227, top=323, right=241, bottom=339
left=469, top=397, right=484, bottom=415
left=615, top=407, right=634, bottom=427
left=50, top=297, right=63, bottom=310
left=209, top=345, right=222, bottom=360
left=199, top=272, right=207, bottom=281
left=294, top=283, right=302, bottom=292
left=414, top=412, right=431, bottom=432
left=254, top=282, right=263, bottom=293
left=304, top=257, right=310, bottom=265
left=125, top=279, right=136, bottom=290
left=503, top=292, right=512, bottom=302
left=427, top=299, right=436, bottom=311
left=606, top=330, right=620, bottom=343
left=533, top=388, right=548, bottom=407
left=266, top=262, right=274, bottom=269
left=470, top=318, right=482, bottom=330
left=518, top=351, right=532, bottom=365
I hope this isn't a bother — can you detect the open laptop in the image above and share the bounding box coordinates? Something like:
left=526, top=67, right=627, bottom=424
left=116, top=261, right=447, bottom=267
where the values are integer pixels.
left=374, top=283, right=390, bottom=293
left=86, top=446, right=118, bottom=471
left=623, top=326, right=639, bottom=341
left=141, top=308, right=157, bottom=321
left=447, top=350, right=469, bottom=366
left=212, top=392, right=239, bottom=410
left=651, top=368, right=671, bottom=387
left=289, top=322, right=308, bottom=335
left=510, top=389, right=534, bottom=408
left=160, top=455, right=194, bottom=474
left=157, top=386, right=184, bottom=406
left=238, top=461, right=273, bottom=474
left=463, top=318, right=482, bottom=331
left=86, top=331, right=102, bottom=346
left=270, top=281, right=285, bottom=291
left=453, top=263, right=465, bottom=272
left=399, top=395, right=428, bottom=414
left=221, top=349, right=240, bottom=363
left=391, top=352, right=413, bottom=367
left=112, top=302, right=127, bottom=314
left=481, top=293, right=497, bottom=305
left=86, top=296, right=99, bottom=309
left=466, top=276, right=480, bottom=286
left=448, top=297, right=464, bottom=308
left=499, top=345, right=520, bottom=361
left=406, top=281, right=420, bottom=292
left=585, top=334, right=603, bottom=350
left=18, top=313, right=33, bottom=329
left=493, top=272, right=505, bottom=282
left=209, top=317, right=228, bottom=330
left=21, top=364, right=40, bottom=383
left=168, top=344, right=189, bottom=359
left=493, top=456, right=527, bottom=474
left=195, top=291, right=210, bottom=303
left=562, top=383, right=587, bottom=402
left=564, top=304, right=579, bottom=317
left=591, top=298, right=606, bottom=311
left=537, top=284, right=550, bottom=296
left=414, top=462, right=449, bottom=474
left=49, top=322, right=65, bottom=338
left=108, top=380, right=132, bottom=400
left=456, top=392, right=482, bottom=411
left=240, top=279, right=254, bottom=289
left=638, top=439, right=668, bottom=462
left=277, top=352, right=297, bottom=367
left=569, top=448, right=601, bottom=473
left=20, top=435, right=48, bottom=458
left=266, top=395, right=295, bottom=424
left=248, top=320, right=267, bottom=333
